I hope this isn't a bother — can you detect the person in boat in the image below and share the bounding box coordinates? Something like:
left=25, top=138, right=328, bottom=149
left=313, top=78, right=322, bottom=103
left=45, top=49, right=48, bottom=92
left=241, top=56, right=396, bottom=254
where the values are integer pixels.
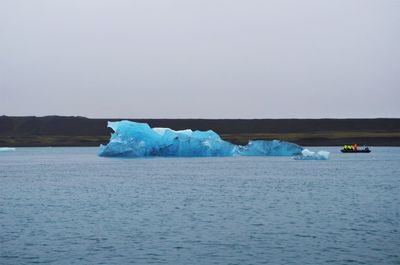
left=344, top=145, right=352, bottom=151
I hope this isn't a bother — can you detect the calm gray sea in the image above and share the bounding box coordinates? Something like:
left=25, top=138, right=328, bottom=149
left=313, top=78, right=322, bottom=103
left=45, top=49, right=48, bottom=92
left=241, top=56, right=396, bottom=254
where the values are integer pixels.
left=0, top=147, right=399, bottom=265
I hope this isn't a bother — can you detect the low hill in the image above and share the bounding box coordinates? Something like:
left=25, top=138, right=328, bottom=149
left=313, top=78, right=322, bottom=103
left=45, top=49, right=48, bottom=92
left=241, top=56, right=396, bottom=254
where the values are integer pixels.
left=1, top=116, right=399, bottom=146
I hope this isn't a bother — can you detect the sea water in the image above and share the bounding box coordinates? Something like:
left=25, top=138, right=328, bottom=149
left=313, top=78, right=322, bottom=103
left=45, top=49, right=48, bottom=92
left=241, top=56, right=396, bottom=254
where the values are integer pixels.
left=0, top=147, right=399, bottom=265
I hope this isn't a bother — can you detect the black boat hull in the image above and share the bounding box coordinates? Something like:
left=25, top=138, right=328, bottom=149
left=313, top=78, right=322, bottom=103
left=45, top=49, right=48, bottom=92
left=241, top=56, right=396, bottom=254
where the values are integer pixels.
left=341, top=150, right=371, bottom=153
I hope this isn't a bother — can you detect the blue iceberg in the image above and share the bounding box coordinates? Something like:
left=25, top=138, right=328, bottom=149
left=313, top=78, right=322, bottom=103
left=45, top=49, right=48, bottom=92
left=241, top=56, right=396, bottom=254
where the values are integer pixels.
left=98, top=120, right=326, bottom=159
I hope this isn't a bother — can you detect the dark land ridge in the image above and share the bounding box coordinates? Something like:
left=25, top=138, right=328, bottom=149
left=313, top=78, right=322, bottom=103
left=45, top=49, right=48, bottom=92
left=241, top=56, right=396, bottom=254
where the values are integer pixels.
left=1, top=116, right=400, bottom=147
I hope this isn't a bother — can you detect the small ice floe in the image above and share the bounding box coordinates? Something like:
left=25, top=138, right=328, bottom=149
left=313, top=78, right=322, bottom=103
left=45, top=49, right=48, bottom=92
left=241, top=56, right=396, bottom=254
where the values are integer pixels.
left=0, top=147, right=16, bottom=152
left=293, top=149, right=329, bottom=160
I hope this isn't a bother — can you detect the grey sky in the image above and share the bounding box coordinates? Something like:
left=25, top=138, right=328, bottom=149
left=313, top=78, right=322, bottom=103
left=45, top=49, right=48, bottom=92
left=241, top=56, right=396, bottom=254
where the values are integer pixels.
left=1, top=0, right=399, bottom=118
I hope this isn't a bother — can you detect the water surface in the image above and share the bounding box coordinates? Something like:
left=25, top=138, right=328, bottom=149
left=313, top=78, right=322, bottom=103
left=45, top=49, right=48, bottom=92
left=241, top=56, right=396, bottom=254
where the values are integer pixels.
left=1, top=147, right=399, bottom=264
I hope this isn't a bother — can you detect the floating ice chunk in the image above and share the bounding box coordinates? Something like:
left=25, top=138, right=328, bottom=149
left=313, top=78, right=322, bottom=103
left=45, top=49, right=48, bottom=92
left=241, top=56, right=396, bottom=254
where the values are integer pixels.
left=294, top=149, right=330, bottom=160
left=98, top=120, right=310, bottom=158
left=0, top=147, right=16, bottom=152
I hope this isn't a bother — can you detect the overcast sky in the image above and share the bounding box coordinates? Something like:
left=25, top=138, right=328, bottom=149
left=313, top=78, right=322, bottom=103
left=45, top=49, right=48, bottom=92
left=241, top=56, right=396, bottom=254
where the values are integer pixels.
left=1, top=0, right=399, bottom=118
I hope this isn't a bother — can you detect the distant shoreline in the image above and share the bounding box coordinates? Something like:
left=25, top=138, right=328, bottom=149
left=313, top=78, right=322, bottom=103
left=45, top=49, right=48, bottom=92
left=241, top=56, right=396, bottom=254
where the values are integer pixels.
left=1, top=116, right=400, bottom=147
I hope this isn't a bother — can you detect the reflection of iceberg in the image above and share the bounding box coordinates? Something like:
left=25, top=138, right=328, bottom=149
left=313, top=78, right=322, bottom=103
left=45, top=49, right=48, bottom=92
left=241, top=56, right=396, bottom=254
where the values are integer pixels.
left=293, top=149, right=330, bottom=160
left=98, top=120, right=327, bottom=159
left=0, top=147, right=16, bottom=152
